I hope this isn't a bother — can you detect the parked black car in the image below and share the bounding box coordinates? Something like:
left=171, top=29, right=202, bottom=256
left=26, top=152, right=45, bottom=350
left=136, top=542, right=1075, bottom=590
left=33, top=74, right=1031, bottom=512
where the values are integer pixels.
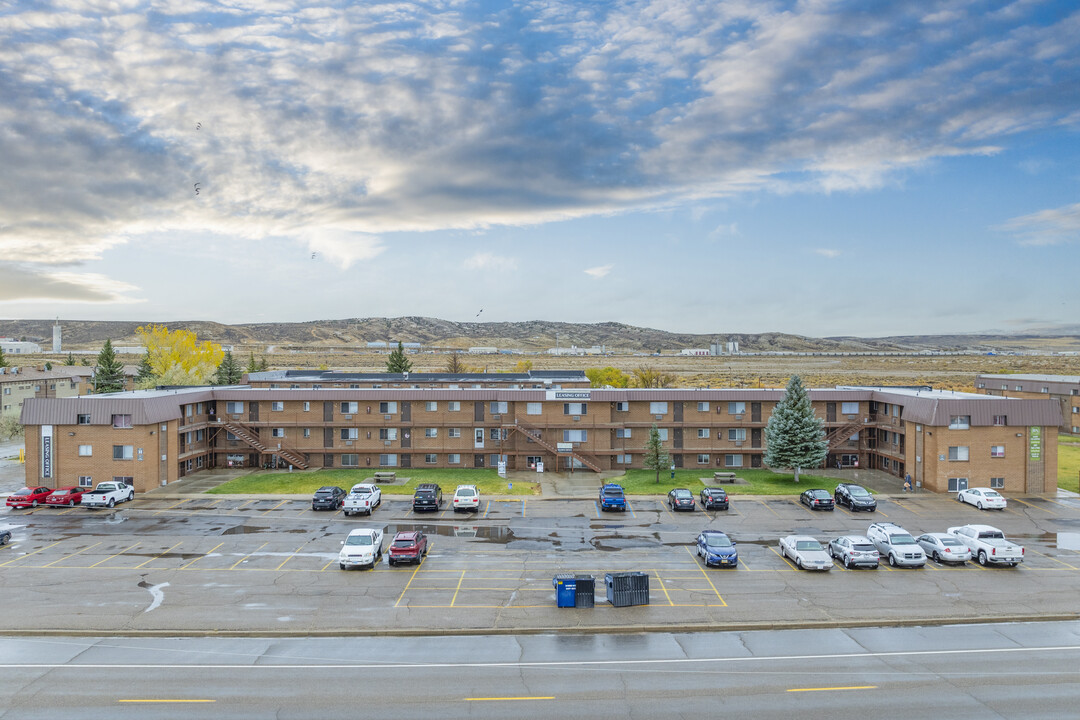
left=311, top=486, right=346, bottom=510
left=667, top=488, right=695, bottom=511
left=412, top=483, right=444, bottom=512
left=699, top=487, right=729, bottom=511
left=834, top=483, right=877, bottom=512
left=799, top=488, right=834, bottom=511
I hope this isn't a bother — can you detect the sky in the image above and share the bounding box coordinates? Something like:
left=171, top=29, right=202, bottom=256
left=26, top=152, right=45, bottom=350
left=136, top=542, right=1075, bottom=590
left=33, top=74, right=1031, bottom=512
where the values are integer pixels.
left=1, top=0, right=1078, bottom=338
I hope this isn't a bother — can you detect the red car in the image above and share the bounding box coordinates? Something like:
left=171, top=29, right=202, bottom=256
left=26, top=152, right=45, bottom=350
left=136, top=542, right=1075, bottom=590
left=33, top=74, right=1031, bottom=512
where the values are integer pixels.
left=6, top=486, right=54, bottom=509
left=388, top=531, right=428, bottom=566
left=45, top=486, right=87, bottom=507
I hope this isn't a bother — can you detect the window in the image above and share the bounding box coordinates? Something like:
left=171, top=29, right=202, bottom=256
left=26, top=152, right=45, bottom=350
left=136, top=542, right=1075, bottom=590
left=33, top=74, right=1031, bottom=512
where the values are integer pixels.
left=948, top=415, right=970, bottom=430
left=78, top=476, right=93, bottom=488
left=1073, top=407, right=1079, bottom=414
left=226, top=432, right=237, bottom=441
left=379, top=402, right=397, bottom=414
left=111, top=414, right=132, bottom=429
left=697, top=428, right=709, bottom=438
left=78, top=445, right=92, bottom=457
left=303, top=401, right=310, bottom=412
left=379, top=428, right=398, bottom=440
left=697, top=454, right=710, bottom=465
left=527, top=402, right=542, bottom=415
left=448, top=453, right=461, bottom=464
left=697, top=402, right=710, bottom=412
left=657, top=429, right=669, bottom=441
left=728, top=402, right=746, bottom=415
left=948, top=446, right=969, bottom=461
left=112, top=445, right=133, bottom=460
left=448, top=401, right=460, bottom=412
left=1041, top=387, right=1049, bottom=393
left=448, top=428, right=461, bottom=438
left=226, top=401, right=244, bottom=414
left=272, top=428, right=285, bottom=438
left=615, top=402, right=629, bottom=412
left=303, top=428, right=311, bottom=438
left=993, top=415, right=1007, bottom=426
left=271, top=401, right=284, bottom=412
left=990, top=477, right=1005, bottom=489
left=425, top=454, right=437, bottom=464
left=616, top=428, right=632, bottom=438
left=341, top=454, right=359, bottom=467
left=563, top=403, right=587, bottom=415
left=379, top=454, right=398, bottom=467
left=1015, top=385, right=1022, bottom=391
left=490, top=401, right=508, bottom=414
left=425, top=401, right=437, bottom=412
left=340, top=428, right=359, bottom=440
left=990, top=445, right=1005, bottom=458
left=616, top=454, right=632, bottom=464
left=425, top=428, right=438, bottom=438
left=113, top=476, right=134, bottom=486
left=77, top=414, right=91, bottom=425
left=340, top=402, right=358, bottom=414
left=562, top=429, right=588, bottom=442
left=649, top=402, right=668, bottom=415
left=841, top=402, right=859, bottom=415
left=728, top=428, right=746, bottom=442
left=949, top=477, right=966, bottom=492
left=724, top=454, right=743, bottom=467
left=489, top=428, right=505, bottom=440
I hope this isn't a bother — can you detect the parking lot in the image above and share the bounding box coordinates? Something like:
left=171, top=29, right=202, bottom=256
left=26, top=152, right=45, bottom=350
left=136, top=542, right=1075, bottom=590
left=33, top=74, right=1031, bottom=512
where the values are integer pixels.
left=3, top=491, right=1080, bottom=633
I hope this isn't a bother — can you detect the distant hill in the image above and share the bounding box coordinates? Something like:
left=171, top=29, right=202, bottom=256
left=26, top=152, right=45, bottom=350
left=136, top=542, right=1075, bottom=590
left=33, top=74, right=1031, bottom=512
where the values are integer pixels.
left=1, top=317, right=1077, bottom=353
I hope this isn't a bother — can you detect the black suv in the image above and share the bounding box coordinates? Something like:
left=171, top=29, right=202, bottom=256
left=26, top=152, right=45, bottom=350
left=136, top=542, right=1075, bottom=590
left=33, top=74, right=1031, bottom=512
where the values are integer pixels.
left=699, top=487, right=729, bottom=511
left=311, top=486, right=346, bottom=510
left=412, top=483, right=444, bottom=512
left=834, top=483, right=877, bottom=512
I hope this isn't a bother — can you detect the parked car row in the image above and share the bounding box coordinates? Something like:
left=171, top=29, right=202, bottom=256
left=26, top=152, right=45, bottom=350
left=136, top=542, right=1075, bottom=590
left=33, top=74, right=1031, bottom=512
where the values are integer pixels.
left=338, top=527, right=430, bottom=570
left=5, top=484, right=134, bottom=509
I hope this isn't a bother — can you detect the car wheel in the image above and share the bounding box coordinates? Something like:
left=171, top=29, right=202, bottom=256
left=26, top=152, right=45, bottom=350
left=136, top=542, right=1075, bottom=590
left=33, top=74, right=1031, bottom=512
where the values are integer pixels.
left=977, top=502, right=983, bottom=510
left=844, top=555, right=852, bottom=569
left=339, top=563, right=346, bottom=570
left=795, top=557, right=803, bottom=569
left=127, top=493, right=134, bottom=502
left=933, top=551, right=941, bottom=563
left=978, top=551, right=988, bottom=566
left=31, top=500, right=38, bottom=508
left=107, top=498, right=115, bottom=508
left=779, top=546, right=786, bottom=558
left=889, top=554, right=897, bottom=567
left=958, top=494, right=964, bottom=502
left=68, top=500, right=75, bottom=507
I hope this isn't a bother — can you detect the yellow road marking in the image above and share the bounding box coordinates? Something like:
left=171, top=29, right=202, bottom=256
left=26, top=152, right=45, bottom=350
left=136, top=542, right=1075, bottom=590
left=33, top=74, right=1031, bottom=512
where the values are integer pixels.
left=652, top=569, right=673, bottom=606
left=43, top=542, right=102, bottom=568
left=275, top=541, right=311, bottom=570
left=260, top=499, right=288, bottom=516
left=154, top=499, right=191, bottom=516
left=684, top=546, right=727, bottom=605
left=119, top=699, right=216, bottom=703
left=1009, top=497, right=1054, bottom=514
left=135, top=542, right=182, bottom=569
left=465, top=696, right=554, bottom=701
left=236, top=499, right=255, bottom=510
left=0, top=540, right=62, bottom=567
left=788, top=686, right=876, bottom=693
left=55, top=507, right=79, bottom=515
left=450, top=570, right=466, bottom=607
left=395, top=556, right=425, bottom=606
left=88, top=542, right=140, bottom=568
left=230, top=541, right=268, bottom=570
left=180, top=542, right=223, bottom=569
left=768, top=545, right=797, bottom=570
left=756, top=500, right=782, bottom=518
left=1027, top=549, right=1078, bottom=570
left=892, top=499, right=923, bottom=516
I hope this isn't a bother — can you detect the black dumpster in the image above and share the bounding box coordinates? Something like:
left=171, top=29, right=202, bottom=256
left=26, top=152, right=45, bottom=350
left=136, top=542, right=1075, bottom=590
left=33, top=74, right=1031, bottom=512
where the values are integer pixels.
left=553, top=574, right=577, bottom=608
left=574, top=574, right=595, bottom=608
left=605, top=571, right=649, bottom=607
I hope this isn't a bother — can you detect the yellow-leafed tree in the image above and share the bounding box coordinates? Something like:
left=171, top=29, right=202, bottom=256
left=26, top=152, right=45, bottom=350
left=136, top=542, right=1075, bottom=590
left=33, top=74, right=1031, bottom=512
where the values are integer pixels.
left=136, top=324, right=224, bottom=388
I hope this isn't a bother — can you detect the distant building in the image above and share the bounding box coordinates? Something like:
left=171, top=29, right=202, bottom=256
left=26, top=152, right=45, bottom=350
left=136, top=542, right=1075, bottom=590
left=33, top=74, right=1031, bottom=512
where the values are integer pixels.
left=0, top=366, right=92, bottom=419
left=468, top=347, right=498, bottom=354
left=680, top=349, right=710, bottom=356
left=975, top=373, right=1080, bottom=435
left=52, top=320, right=61, bottom=353
left=0, top=339, right=42, bottom=354
left=366, top=341, right=388, bottom=349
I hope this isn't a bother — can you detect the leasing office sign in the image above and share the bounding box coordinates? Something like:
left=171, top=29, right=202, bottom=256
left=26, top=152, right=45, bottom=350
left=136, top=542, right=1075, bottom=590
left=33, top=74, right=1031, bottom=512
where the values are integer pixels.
left=41, top=424, right=53, bottom=479
left=546, top=391, right=591, bottom=401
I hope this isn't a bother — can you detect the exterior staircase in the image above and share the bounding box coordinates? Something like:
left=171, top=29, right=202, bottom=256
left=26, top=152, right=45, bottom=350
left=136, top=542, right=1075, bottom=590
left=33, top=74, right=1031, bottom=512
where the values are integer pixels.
left=507, top=418, right=603, bottom=473
left=218, top=419, right=309, bottom=469
left=825, top=420, right=864, bottom=453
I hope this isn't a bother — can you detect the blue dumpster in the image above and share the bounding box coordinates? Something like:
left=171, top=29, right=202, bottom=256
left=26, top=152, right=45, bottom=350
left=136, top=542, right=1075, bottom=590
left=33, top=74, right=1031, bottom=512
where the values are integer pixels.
left=553, top=574, right=577, bottom=608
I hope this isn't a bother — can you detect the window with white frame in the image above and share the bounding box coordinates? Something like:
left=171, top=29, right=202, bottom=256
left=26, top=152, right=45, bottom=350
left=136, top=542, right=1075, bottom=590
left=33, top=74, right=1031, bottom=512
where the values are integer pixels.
left=563, top=403, right=587, bottom=415
left=340, top=428, right=359, bottom=440
left=949, top=415, right=970, bottom=430
left=697, top=454, right=710, bottom=464
left=112, top=445, right=133, bottom=460
left=379, top=454, right=398, bottom=467
left=697, top=402, right=709, bottom=412
left=616, top=454, right=631, bottom=464
left=448, top=401, right=460, bottom=412
left=226, top=401, right=244, bottom=414
left=425, top=401, right=437, bottom=412
left=379, top=402, right=397, bottom=414
left=527, top=402, right=542, bottom=415
left=728, top=402, right=746, bottom=415
left=697, top=428, right=709, bottom=438
left=112, top=414, right=132, bottom=428
left=724, top=454, right=743, bottom=467
left=562, top=429, right=588, bottom=442
left=947, top=478, right=967, bottom=492
left=841, top=402, right=859, bottom=415
left=303, top=401, right=310, bottom=412
left=1073, top=407, right=1078, bottom=414
left=490, top=401, right=508, bottom=414
left=78, top=445, right=92, bottom=456
left=425, top=428, right=438, bottom=438
left=649, top=402, right=668, bottom=415
left=990, top=445, right=1005, bottom=458
left=448, top=428, right=461, bottom=438
left=425, top=454, right=437, bottom=464
left=948, top=446, right=969, bottom=461
left=272, top=428, right=285, bottom=438
left=990, top=477, right=1004, bottom=489
left=615, top=402, right=629, bottom=412
left=303, top=428, right=311, bottom=438
left=226, top=432, right=237, bottom=441
left=77, top=414, right=91, bottom=425
left=616, top=428, right=632, bottom=439
left=379, top=428, right=398, bottom=440
left=728, top=428, right=746, bottom=442
left=1015, top=385, right=1022, bottom=391
left=448, top=453, right=461, bottom=464
left=78, top=475, right=93, bottom=487
left=1041, top=387, right=1049, bottom=393
left=272, top=401, right=284, bottom=412
left=993, top=415, right=1007, bottom=425
left=657, top=429, right=669, bottom=441
left=341, top=454, right=359, bottom=467
left=340, top=402, right=358, bottom=414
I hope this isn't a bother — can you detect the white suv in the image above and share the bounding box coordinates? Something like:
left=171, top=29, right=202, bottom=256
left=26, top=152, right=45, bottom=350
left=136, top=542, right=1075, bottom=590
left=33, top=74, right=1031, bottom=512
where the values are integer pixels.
left=453, top=485, right=481, bottom=513
left=867, top=522, right=926, bottom=568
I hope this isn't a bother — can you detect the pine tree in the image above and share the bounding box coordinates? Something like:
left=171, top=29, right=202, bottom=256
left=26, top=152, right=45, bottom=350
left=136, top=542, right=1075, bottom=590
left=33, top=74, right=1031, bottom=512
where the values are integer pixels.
left=386, top=341, right=412, bottom=373
left=446, top=352, right=465, bottom=373
left=213, top=350, right=243, bottom=385
left=91, top=340, right=125, bottom=394
left=246, top=352, right=259, bottom=373
left=764, top=374, right=827, bottom=483
left=64, top=353, right=76, bottom=366
left=258, top=355, right=269, bottom=371
left=0, top=347, right=7, bottom=368
left=136, top=351, right=156, bottom=385
left=642, top=423, right=671, bottom=484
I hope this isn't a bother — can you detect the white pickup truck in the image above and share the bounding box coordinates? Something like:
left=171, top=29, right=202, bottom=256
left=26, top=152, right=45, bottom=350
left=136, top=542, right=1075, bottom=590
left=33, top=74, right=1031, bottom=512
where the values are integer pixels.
left=947, top=524, right=1024, bottom=567
left=343, top=483, right=382, bottom=516
left=338, top=528, right=384, bottom=570
left=81, top=481, right=134, bottom=509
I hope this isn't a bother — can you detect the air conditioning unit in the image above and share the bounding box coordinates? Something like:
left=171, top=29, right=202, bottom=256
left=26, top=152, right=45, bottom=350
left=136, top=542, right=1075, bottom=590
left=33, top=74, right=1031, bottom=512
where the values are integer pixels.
left=384, top=440, right=391, bottom=446
left=384, top=415, right=391, bottom=420
left=344, top=414, right=353, bottom=420
left=345, top=440, right=353, bottom=446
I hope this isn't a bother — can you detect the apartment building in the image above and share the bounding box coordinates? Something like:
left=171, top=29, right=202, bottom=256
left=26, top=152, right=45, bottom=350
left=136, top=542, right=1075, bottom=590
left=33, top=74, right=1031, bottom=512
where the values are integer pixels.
left=976, top=374, right=1080, bottom=435
left=0, top=366, right=92, bottom=420
left=20, top=377, right=1060, bottom=495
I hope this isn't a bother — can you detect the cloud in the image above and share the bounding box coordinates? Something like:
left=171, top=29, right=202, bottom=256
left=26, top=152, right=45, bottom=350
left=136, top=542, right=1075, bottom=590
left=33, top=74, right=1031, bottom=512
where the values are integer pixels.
left=813, top=248, right=841, bottom=258
left=708, top=222, right=739, bottom=238
left=584, top=264, right=613, bottom=278
left=0, top=264, right=141, bottom=303
left=998, top=202, right=1080, bottom=246
left=463, top=252, right=518, bottom=271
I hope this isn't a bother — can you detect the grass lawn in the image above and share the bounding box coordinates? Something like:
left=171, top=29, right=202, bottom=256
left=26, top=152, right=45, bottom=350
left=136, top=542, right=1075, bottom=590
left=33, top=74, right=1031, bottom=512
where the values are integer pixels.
left=608, top=468, right=847, bottom=496
left=206, top=468, right=540, bottom=496
left=1059, top=438, right=1080, bottom=494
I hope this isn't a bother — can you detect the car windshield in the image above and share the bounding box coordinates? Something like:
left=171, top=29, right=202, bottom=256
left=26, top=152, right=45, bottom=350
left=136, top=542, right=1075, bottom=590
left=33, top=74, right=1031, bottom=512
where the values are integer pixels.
left=810, top=490, right=829, bottom=498
left=392, top=539, right=415, bottom=547
left=705, top=536, right=732, bottom=548
left=985, top=491, right=1001, bottom=497
left=796, top=540, right=823, bottom=551
left=848, top=486, right=870, bottom=496
left=674, top=490, right=691, bottom=498
left=13, top=488, right=30, bottom=495
left=316, top=490, right=335, bottom=496
left=416, top=490, right=435, bottom=496
left=456, top=489, right=475, bottom=497
left=603, top=488, right=623, bottom=497
left=345, top=535, right=373, bottom=546
left=352, top=489, right=371, bottom=496
left=891, top=534, right=916, bottom=545
left=853, top=544, right=876, bottom=552
left=940, top=537, right=963, bottom=547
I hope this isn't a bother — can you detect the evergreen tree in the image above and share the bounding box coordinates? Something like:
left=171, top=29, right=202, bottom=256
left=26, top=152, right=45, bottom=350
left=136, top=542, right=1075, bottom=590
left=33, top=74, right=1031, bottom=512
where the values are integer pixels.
left=136, top=351, right=156, bottom=385
left=246, top=352, right=259, bottom=373
left=213, top=350, right=243, bottom=385
left=446, top=352, right=465, bottom=373
left=0, top=346, right=7, bottom=368
left=81, top=357, right=92, bottom=366
left=642, top=423, right=671, bottom=484
left=64, top=353, right=76, bottom=366
left=258, top=355, right=269, bottom=371
left=91, top=340, right=125, bottom=394
left=763, top=374, right=827, bottom=483
left=386, top=341, right=412, bottom=373
left=44, top=361, right=52, bottom=371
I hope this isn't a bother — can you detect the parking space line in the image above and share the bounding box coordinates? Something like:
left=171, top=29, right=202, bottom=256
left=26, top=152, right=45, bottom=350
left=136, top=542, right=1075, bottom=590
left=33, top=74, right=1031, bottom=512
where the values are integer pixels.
left=768, top=545, right=797, bottom=570
left=181, top=542, right=223, bottom=569
left=88, top=542, right=140, bottom=568
left=624, top=500, right=637, bottom=518
left=650, top=570, right=674, bottom=606
left=889, top=500, right=923, bottom=516
left=135, top=542, right=182, bottom=569
left=153, top=499, right=192, bottom=516
left=43, top=542, right=102, bottom=568
left=755, top=500, right=782, bottom=518
left=521, top=499, right=527, bottom=517
left=230, top=542, right=268, bottom=570
left=0, top=540, right=62, bottom=567
left=394, top=557, right=426, bottom=606
left=450, top=570, right=467, bottom=606
left=260, top=499, right=288, bottom=516
left=276, top=542, right=310, bottom=571
left=683, top=546, right=728, bottom=605
left=482, top=501, right=491, bottom=518
left=55, top=507, right=80, bottom=515
left=1028, top=549, right=1079, bottom=570
left=1009, top=497, right=1055, bottom=514
left=236, top=499, right=256, bottom=511
left=593, top=501, right=601, bottom=519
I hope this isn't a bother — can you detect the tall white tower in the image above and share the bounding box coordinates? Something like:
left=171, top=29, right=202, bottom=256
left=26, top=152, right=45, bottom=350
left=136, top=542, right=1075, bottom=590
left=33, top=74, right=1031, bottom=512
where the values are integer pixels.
left=52, top=318, right=61, bottom=353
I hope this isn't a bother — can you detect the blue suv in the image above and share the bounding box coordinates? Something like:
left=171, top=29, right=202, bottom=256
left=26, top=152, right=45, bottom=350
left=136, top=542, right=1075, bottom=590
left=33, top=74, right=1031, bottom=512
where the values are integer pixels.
left=599, top=483, right=626, bottom=511
left=696, top=530, right=738, bottom=567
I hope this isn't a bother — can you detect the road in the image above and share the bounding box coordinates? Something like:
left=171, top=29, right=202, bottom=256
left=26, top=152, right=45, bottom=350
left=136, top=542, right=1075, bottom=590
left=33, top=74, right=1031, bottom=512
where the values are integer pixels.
left=3, top=621, right=1080, bottom=719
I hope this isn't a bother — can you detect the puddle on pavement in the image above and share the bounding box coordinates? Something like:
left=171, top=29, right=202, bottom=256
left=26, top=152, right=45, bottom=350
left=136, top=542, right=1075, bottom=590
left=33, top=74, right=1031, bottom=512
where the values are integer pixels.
left=220, top=525, right=306, bottom=535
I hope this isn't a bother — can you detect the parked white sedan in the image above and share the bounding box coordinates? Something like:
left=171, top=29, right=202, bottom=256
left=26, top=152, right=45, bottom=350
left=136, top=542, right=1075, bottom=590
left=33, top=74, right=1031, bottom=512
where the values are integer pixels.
left=779, top=535, right=834, bottom=571
left=957, top=487, right=1007, bottom=510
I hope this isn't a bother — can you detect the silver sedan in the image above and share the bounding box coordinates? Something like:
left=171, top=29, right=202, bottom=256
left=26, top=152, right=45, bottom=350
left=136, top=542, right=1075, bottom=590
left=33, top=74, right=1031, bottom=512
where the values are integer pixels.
left=779, top=535, right=834, bottom=571
left=917, top=532, right=972, bottom=564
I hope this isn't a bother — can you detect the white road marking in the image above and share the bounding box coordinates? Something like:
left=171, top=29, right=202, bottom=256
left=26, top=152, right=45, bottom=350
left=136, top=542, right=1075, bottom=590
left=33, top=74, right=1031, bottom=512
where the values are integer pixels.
left=143, top=582, right=169, bottom=613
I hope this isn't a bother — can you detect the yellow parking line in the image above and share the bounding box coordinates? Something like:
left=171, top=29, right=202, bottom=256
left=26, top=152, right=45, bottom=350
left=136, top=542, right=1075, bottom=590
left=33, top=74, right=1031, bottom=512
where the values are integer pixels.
left=276, top=542, right=310, bottom=571
left=260, top=499, right=288, bottom=516
left=154, top=499, right=191, bottom=516
left=236, top=499, right=255, bottom=510
left=230, top=542, right=268, bottom=570
left=135, top=542, right=182, bottom=569
left=180, top=542, right=223, bottom=569
left=893, top=500, right=923, bottom=516
left=683, top=546, right=727, bottom=605
left=768, top=545, right=797, bottom=570
left=450, top=570, right=467, bottom=607
left=88, top=542, right=140, bottom=568
left=55, top=507, right=80, bottom=515
left=1028, top=549, right=1079, bottom=570
left=652, top=570, right=673, bottom=606
left=43, top=542, right=102, bottom=568
left=756, top=500, right=782, bottom=518
left=394, top=557, right=426, bottom=606
left=788, top=686, right=876, bottom=693
left=0, top=540, right=62, bottom=567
